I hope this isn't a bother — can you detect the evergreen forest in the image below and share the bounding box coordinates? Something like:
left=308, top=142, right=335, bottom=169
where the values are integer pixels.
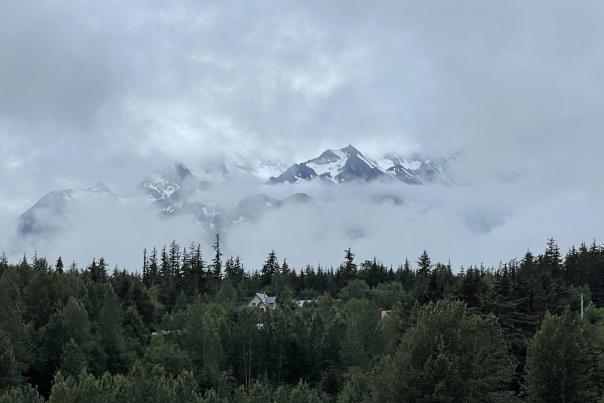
left=1, top=237, right=604, bottom=402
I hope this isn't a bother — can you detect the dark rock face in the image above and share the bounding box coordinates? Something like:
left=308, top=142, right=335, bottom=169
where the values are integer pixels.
left=268, top=164, right=317, bottom=184
left=332, top=145, right=384, bottom=183
left=269, top=144, right=389, bottom=184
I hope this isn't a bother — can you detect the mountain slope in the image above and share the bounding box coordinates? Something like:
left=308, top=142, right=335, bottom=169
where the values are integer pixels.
left=269, top=145, right=390, bottom=184
left=270, top=145, right=452, bottom=185
left=15, top=146, right=454, bottom=242
left=380, top=153, right=452, bottom=185
left=138, top=163, right=224, bottom=227
left=17, top=184, right=117, bottom=238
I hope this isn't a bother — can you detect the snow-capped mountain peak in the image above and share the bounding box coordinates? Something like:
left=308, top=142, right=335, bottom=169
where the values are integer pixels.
left=139, top=163, right=196, bottom=202
left=269, top=144, right=387, bottom=184
left=269, top=145, right=453, bottom=185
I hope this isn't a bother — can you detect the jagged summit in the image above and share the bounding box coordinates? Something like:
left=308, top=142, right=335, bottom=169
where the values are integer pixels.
left=340, top=144, right=360, bottom=154
left=268, top=145, right=451, bottom=185
left=138, top=163, right=199, bottom=203
left=268, top=144, right=385, bottom=184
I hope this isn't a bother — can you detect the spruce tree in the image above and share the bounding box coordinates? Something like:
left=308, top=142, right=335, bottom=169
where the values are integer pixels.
left=159, top=246, right=174, bottom=304
left=148, top=247, right=159, bottom=287
left=55, top=257, right=64, bottom=274
left=159, top=246, right=170, bottom=284
left=91, top=257, right=108, bottom=283
left=88, top=258, right=108, bottom=283
left=544, top=238, right=562, bottom=270
left=190, top=243, right=205, bottom=295
left=344, top=248, right=356, bottom=273
left=417, top=250, right=432, bottom=275
left=226, top=256, right=244, bottom=284
left=224, top=257, right=236, bottom=280
left=212, top=234, right=223, bottom=279
left=261, top=250, right=279, bottom=287
left=281, top=259, right=290, bottom=275
left=19, top=254, right=28, bottom=270
left=336, top=248, right=357, bottom=287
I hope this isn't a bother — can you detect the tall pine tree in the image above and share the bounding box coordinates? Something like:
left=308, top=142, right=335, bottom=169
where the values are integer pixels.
left=261, top=250, right=279, bottom=287
left=55, top=257, right=64, bottom=274
left=212, top=234, right=223, bottom=280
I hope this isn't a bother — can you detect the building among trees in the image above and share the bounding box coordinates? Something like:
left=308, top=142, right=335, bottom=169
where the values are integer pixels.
left=248, top=292, right=277, bottom=311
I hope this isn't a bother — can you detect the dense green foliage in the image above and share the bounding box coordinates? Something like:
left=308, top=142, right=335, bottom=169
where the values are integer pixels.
left=1, top=238, right=604, bottom=402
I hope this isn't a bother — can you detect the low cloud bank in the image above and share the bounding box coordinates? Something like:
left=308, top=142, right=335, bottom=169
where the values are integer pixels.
left=3, top=168, right=602, bottom=273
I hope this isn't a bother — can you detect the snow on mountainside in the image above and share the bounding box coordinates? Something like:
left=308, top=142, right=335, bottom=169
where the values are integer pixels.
left=140, top=163, right=194, bottom=203
left=268, top=145, right=387, bottom=184
left=268, top=145, right=452, bottom=185
left=139, top=163, right=224, bottom=226
left=185, top=153, right=291, bottom=182
left=380, top=153, right=452, bottom=185
left=15, top=145, right=454, bottom=242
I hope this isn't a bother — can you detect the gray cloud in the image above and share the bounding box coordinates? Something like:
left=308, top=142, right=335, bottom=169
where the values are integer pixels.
left=1, top=1, right=603, bottom=269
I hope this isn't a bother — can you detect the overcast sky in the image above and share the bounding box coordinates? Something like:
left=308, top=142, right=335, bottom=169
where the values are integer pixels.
left=1, top=1, right=603, bottom=269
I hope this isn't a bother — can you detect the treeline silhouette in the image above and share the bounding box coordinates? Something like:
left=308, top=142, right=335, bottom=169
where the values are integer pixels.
left=0, top=237, right=604, bottom=402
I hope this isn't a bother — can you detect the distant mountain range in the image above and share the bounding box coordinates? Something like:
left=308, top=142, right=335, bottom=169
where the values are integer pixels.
left=16, top=145, right=453, bottom=240
left=269, top=145, right=451, bottom=185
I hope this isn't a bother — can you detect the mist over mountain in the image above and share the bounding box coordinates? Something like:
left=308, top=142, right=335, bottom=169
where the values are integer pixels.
left=1, top=0, right=603, bottom=271
left=12, top=145, right=459, bottom=266
left=4, top=139, right=601, bottom=273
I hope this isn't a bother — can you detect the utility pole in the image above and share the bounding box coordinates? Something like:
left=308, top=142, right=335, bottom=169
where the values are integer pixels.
left=580, top=292, right=584, bottom=320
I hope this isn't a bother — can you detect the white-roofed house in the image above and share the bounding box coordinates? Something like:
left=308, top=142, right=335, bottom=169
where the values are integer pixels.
left=249, top=293, right=277, bottom=311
